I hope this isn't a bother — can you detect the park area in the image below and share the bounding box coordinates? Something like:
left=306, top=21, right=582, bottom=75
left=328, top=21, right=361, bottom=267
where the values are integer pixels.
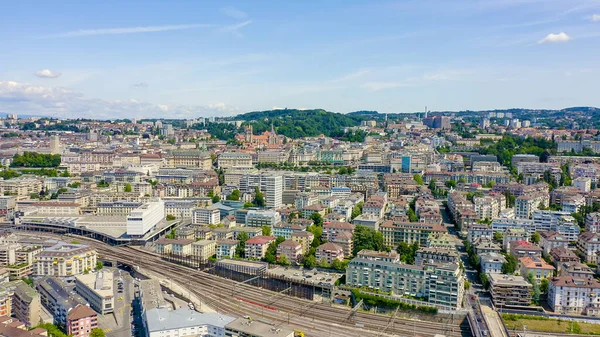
left=502, top=314, right=600, bottom=335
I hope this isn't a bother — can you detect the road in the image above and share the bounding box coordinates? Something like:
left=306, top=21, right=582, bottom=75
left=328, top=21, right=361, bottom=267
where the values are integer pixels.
left=107, top=270, right=135, bottom=337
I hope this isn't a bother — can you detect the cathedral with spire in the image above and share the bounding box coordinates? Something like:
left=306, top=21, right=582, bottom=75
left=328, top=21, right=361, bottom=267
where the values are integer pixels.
left=236, top=122, right=284, bottom=146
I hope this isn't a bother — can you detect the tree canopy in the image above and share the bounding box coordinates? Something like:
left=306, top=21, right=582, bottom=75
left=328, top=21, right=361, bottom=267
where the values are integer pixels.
left=352, top=225, right=387, bottom=256
left=11, top=152, right=61, bottom=168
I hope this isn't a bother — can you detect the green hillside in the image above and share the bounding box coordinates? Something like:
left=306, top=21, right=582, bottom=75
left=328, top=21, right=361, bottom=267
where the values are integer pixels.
left=237, top=109, right=366, bottom=139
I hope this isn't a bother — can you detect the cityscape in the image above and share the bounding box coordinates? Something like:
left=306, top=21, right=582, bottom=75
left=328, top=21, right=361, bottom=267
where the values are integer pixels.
left=3, top=1, right=600, bottom=337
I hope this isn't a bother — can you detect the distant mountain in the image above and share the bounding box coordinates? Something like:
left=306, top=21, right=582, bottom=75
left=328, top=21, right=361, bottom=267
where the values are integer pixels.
left=236, top=109, right=366, bottom=138
left=348, top=110, right=379, bottom=116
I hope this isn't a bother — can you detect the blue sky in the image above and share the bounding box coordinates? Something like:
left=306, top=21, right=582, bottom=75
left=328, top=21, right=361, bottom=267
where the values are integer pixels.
left=1, top=0, right=600, bottom=119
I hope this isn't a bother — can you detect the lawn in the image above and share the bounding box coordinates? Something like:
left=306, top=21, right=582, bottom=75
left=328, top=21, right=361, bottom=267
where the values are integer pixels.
left=502, top=315, right=600, bottom=335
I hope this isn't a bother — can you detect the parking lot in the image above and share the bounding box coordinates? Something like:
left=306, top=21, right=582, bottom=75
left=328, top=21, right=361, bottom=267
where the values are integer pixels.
left=267, top=266, right=343, bottom=287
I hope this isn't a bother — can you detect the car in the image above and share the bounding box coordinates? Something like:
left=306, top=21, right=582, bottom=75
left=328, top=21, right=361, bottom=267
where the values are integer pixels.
left=294, top=273, right=300, bottom=276
left=477, top=318, right=482, bottom=322
left=314, top=272, right=318, bottom=275
left=471, top=295, right=476, bottom=300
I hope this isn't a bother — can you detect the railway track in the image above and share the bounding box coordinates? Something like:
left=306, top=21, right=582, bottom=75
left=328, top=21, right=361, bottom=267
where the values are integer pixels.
left=23, top=232, right=472, bottom=337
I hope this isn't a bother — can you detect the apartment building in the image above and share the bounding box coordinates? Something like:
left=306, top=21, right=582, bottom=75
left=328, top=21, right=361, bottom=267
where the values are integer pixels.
left=586, top=212, right=600, bottom=233
left=12, top=280, right=41, bottom=328
left=380, top=221, right=446, bottom=247
left=346, top=250, right=464, bottom=309
left=489, top=273, right=532, bottom=307
left=415, top=247, right=459, bottom=266
left=539, top=230, right=569, bottom=254
left=37, top=277, right=86, bottom=329
left=519, top=256, right=555, bottom=284
left=467, top=224, right=494, bottom=243
left=322, top=221, right=355, bottom=242
left=245, top=210, right=281, bottom=227
left=502, top=228, right=529, bottom=251
left=75, top=270, right=114, bottom=314
left=216, top=240, right=239, bottom=260
left=0, top=178, right=42, bottom=200
left=577, top=232, right=600, bottom=263
left=193, top=208, right=220, bottom=225
left=276, top=240, right=302, bottom=264
left=316, top=243, right=344, bottom=265
left=479, top=253, right=506, bottom=274
left=66, top=304, right=98, bottom=337
left=473, top=194, right=505, bottom=220
left=192, top=240, right=217, bottom=264
left=34, top=242, right=97, bottom=278
left=291, top=231, right=314, bottom=254
left=515, top=192, right=549, bottom=219
left=245, top=236, right=275, bottom=259
left=164, top=200, right=197, bottom=219
left=548, top=276, right=600, bottom=316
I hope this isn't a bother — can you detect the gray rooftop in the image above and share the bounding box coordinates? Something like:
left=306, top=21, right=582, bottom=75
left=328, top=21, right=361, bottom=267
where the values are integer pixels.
left=145, top=307, right=235, bottom=332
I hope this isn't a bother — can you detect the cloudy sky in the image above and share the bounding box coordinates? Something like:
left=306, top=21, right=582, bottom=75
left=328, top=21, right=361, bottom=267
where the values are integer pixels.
left=1, top=0, right=600, bottom=119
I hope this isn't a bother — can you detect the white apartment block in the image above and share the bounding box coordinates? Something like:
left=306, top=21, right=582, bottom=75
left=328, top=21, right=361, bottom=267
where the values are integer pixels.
left=260, top=174, right=283, bottom=209
left=548, top=276, right=600, bottom=316
left=75, top=271, right=114, bottom=314
left=126, top=199, right=165, bottom=236
left=574, top=177, right=592, bottom=193
left=192, top=208, right=220, bottom=225
left=586, top=212, right=600, bottom=233
left=245, top=210, right=281, bottom=227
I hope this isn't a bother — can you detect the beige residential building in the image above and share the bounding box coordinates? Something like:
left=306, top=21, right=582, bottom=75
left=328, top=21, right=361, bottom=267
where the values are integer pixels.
left=276, top=240, right=302, bottom=264
left=12, top=280, right=41, bottom=328
left=34, top=242, right=97, bottom=277
left=291, top=231, right=314, bottom=254
left=218, top=153, right=253, bottom=169
left=316, top=243, right=344, bottom=265
left=192, top=240, right=216, bottom=264
left=0, top=178, right=42, bottom=200
left=244, top=236, right=275, bottom=259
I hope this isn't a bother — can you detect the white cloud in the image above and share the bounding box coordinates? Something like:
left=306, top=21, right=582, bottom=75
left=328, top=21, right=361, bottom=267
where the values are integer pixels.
left=221, top=20, right=252, bottom=37
left=48, top=23, right=213, bottom=38
left=35, top=69, right=61, bottom=78
left=221, top=6, right=248, bottom=19
left=538, top=32, right=571, bottom=43
left=592, top=14, right=600, bottom=22
left=0, top=80, right=239, bottom=119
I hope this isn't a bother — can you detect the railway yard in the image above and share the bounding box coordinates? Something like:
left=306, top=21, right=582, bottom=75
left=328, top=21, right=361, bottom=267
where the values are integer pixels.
left=71, top=235, right=471, bottom=337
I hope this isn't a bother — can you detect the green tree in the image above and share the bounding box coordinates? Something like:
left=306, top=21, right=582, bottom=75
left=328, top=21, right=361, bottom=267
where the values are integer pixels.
left=413, top=174, right=424, bottom=185
left=351, top=202, right=363, bottom=220
left=352, top=225, right=386, bottom=256
left=253, top=187, right=265, bottom=207
left=445, top=180, right=457, bottom=189
left=310, top=212, right=323, bottom=227
left=464, top=280, right=471, bottom=290
left=235, top=232, right=250, bottom=258
left=318, top=258, right=330, bottom=269
left=540, top=278, right=549, bottom=295
left=90, top=328, right=106, bottom=337
left=307, top=225, right=323, bottom=248
left=212, top=195, right=221, bottom=203
left=96, top=261, right=103, bottom=270
left=503, top=190, right=516, bottom=208
left=303, top=254, right=317, bottom=269
left=428, top=179, right=437, bottom=191
left=502, top=254, right=518, bottom=274
left=396, top=241, right=419, bottom=264
left=531, top=231, right=540, bottom=244
left=493, top=231, right=503, bottom=243
left=124, top=183, right=132, bottom=192
left=279, top=255, right=290, bottom=266
left=480, top=273, right=490, bottom=290
left=166, top=214, right=176, bottom=221
left=227, top=189, right=241, bottom=201
left=406, top=208, right=418, bottom=222
left=97, top=180, right=109, bottom=188
left=331, top=258, right=345, bottom=271
left=527, top=272, right=540, bottom=305
left=243, top=201, right=255, bottom=208
left=261, top=225, right=272, bottom=236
